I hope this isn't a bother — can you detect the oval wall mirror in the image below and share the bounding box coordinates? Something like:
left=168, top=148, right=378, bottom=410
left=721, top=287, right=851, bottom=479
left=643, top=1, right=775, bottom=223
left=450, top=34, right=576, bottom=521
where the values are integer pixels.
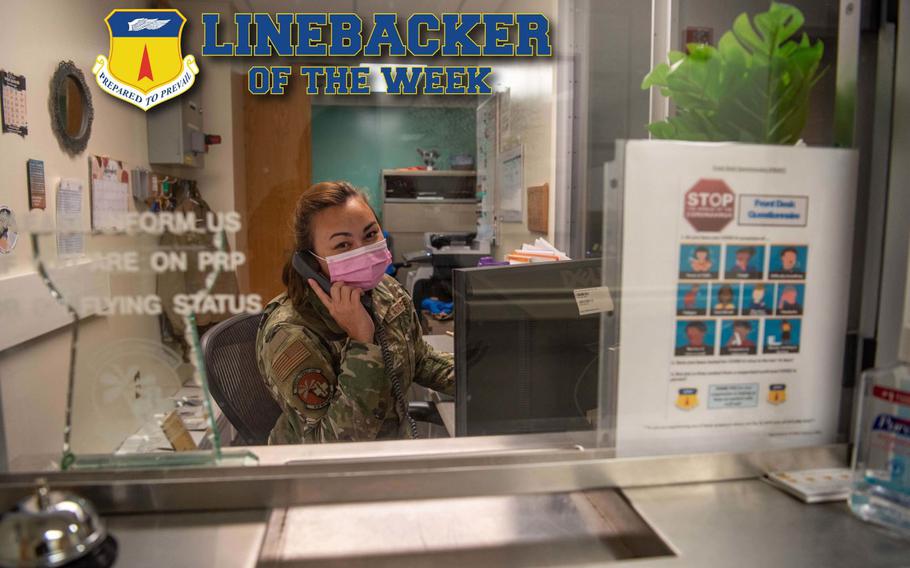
left=50, top=61, right=94, bottom=155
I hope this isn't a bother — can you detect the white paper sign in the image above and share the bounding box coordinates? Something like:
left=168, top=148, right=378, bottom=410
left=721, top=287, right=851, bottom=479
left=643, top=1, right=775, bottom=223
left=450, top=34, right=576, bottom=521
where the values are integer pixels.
left=89, top=155, right=131, bottom=231
left=574, top=286, right=614, bottom=316
left=56, top=179, right=84, bottom=256
left=91, top=178, right=129, bottom=231
left=612, top=141, right=857, bottom=457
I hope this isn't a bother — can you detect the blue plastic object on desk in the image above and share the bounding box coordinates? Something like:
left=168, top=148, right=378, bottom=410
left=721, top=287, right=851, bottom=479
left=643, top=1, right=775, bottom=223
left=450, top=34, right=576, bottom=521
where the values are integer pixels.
left=421, top=298, right=453, bottom=316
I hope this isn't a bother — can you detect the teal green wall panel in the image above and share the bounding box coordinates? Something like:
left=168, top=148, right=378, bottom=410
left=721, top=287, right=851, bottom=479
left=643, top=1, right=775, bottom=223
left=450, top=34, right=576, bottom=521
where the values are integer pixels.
left=311, top=105, right=476, bottom=215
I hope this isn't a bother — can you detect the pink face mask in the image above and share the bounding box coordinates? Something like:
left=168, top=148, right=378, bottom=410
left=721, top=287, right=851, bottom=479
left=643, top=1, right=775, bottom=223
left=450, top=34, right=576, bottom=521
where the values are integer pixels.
left=311, top=239, right=392, bottom=290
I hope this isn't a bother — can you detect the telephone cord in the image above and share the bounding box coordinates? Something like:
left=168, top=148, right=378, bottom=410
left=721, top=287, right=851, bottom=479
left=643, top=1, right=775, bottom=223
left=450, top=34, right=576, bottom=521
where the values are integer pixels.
left=374, top=324, right=420, bottom=439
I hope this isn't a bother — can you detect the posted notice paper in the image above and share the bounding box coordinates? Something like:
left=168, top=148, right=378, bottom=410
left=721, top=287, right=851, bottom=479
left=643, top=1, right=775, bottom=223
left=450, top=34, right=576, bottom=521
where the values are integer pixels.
left=612, top=141, right=857, bottom=457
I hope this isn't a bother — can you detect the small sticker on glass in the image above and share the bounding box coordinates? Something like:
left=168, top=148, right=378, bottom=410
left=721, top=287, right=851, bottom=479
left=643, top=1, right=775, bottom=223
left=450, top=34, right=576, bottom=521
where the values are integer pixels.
left=573, top=286, right=614, bottom=316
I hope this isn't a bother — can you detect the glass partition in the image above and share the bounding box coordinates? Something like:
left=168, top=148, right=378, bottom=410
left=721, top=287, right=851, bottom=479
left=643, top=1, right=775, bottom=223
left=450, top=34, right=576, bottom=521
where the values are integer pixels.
left=23, top=205, right=256, bottom=469
left=0, top=0, right=894, bottom=474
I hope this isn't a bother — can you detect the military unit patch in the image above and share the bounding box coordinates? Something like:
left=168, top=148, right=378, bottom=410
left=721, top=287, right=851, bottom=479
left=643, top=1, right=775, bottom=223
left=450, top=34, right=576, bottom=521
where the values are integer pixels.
left=676, top=387, right=699, bottom=410
left=293, top=368, right=333, bottom=410
left=768, top=383, right=787, bottom=405
left=93, top=9, right=199, bottom=110
left=273, top=340, right=311, bottom=381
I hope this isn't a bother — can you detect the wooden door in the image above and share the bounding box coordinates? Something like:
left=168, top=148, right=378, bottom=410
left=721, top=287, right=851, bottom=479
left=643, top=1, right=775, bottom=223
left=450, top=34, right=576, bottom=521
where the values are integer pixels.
left=239, top=75, right=312, bottom=303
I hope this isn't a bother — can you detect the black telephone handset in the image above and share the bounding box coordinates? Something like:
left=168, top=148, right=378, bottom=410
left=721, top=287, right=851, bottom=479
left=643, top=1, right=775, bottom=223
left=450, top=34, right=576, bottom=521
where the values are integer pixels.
left=291, top=251, right=417, bottom=438
left=292, top=252, right=373, bottom=311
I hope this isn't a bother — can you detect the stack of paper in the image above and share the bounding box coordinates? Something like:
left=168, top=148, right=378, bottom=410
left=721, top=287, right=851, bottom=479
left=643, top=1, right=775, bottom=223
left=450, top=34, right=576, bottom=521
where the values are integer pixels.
left=506, top=238, right=571, bottom=264
left=762, top=468, right=852, bottom=503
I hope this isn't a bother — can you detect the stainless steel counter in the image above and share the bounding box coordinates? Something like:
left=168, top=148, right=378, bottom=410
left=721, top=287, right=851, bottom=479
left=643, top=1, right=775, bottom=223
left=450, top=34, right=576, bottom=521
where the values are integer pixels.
left=102, top=479, right=910, bottom=567
left=4, top=435, right=907, bottom=566
left=624, top=480, right=910, bottom=568
left=107, top=510, right=268, bottom=568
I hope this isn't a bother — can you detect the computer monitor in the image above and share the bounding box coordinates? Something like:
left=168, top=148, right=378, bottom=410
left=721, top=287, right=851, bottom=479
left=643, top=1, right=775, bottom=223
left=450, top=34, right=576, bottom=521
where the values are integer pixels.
left=454, top=259, right=604, bottom=436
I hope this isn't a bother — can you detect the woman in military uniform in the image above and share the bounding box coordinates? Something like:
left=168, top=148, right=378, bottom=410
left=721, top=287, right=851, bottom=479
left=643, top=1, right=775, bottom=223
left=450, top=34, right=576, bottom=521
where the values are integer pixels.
left=256, top=181, right=454, bottom=444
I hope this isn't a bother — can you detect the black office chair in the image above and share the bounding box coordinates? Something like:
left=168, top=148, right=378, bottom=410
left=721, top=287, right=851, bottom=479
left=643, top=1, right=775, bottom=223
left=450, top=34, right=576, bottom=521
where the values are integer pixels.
left=201, top=313, right=444, bottom=446
left=200, top=313, right=281, bottom=446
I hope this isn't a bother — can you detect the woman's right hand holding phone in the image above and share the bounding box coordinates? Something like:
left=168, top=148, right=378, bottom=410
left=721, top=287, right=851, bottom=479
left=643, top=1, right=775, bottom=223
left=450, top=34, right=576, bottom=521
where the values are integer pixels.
left=308, top=279, right=375, bottom=344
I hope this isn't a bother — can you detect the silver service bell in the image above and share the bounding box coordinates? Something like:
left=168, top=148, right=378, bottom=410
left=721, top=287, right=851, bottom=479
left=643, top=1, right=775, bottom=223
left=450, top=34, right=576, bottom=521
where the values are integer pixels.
left=0, top=482, right=115, bottom=567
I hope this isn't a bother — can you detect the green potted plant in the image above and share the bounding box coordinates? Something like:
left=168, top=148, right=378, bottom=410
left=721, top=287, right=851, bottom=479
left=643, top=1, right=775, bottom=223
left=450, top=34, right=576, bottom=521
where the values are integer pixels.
left=641, top=2, right=824, bottom=144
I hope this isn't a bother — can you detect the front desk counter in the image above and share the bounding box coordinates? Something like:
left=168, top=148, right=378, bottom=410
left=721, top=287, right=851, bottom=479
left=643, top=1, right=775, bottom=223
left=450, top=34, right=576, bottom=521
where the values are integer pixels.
left=105, top=479, right=909, bottom=568
left=47, top=435, right=908, bottom=568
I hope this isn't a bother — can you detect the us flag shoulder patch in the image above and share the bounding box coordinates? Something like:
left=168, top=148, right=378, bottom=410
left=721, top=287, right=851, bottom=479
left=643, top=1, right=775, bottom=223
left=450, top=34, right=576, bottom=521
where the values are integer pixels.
left=273, top=340, right=311, bottom=381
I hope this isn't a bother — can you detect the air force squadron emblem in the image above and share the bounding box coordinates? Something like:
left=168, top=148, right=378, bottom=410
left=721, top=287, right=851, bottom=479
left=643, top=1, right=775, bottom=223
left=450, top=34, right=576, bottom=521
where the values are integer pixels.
left=93, top=9, right=198, bottom=111
left=675, top=388, right=699, bottom=410
left=768, top=384, right=787, bottom=405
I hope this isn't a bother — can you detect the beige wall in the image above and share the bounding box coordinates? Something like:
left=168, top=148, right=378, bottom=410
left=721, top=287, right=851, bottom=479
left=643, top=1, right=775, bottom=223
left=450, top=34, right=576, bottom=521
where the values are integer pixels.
left=0, top=0, right=157, bottom=466
left=492, top=61, right=556, bottom=258
left=0, top=0, right=150, bottom=275
left=0, top=0, right=242, bottom=467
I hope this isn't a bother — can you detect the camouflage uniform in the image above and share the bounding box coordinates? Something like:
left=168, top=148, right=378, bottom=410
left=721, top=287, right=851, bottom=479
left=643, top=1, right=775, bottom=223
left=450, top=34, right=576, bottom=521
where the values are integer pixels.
left=158, top=196, right=239, bottom=359
left=256, top=275, right=454, bottom=444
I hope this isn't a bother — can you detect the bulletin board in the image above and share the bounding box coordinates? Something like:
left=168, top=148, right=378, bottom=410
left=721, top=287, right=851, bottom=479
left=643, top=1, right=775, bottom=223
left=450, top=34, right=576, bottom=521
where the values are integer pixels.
left=527, top=183, right=549, bottom=233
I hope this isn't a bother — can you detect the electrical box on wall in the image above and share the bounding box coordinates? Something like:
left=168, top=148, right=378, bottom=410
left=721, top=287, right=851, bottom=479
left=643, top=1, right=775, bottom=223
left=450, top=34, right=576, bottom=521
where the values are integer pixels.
left=147, top=97, right=205, bottom=168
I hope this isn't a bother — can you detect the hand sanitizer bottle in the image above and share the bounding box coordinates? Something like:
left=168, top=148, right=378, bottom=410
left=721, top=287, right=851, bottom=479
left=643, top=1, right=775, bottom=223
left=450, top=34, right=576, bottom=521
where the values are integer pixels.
left=849, top=356, right=910, bottom=535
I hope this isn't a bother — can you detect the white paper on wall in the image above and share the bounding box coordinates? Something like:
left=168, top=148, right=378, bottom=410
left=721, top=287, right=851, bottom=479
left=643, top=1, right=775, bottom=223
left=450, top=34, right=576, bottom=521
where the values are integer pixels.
left=56, top=179, right=84, bottom=256
left=89, top=155, right=131, bottom=231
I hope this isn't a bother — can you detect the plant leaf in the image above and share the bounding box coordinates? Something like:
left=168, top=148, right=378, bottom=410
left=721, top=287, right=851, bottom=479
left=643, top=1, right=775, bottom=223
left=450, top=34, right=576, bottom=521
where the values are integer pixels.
left=641, top=2, right=824, bottom=145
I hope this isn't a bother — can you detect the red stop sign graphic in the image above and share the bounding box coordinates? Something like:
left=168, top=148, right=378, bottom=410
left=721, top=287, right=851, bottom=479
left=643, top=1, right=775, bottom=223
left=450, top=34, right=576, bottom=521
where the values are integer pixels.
left=684, top=179, right=735, bottom=232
